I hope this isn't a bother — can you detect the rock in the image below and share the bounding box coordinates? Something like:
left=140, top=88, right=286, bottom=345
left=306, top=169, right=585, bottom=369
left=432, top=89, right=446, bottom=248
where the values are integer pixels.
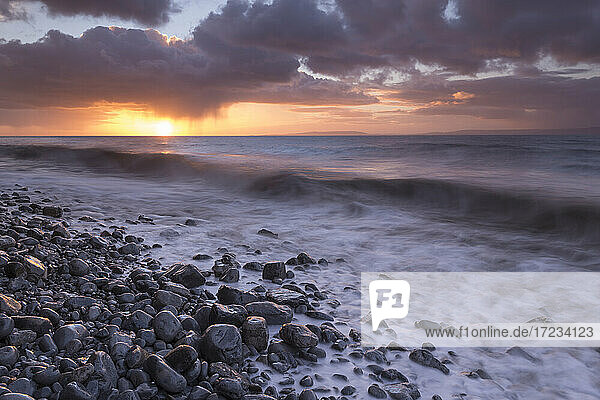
left=59, top=382, right=93, bottom=400
left=153, top=311, right=182, bottom=343
left=188, top=386, right=211, bottom=400
left=200, top=324, right=242, bottom=364
left=217, top=285, right=260, bottom=305
left=368, top=384, right=387, bottom=399
left=68, top=258, right=90, bottom=277
left=192, top=254, right=212, bottom=261
left=383, top=383, right=421, bottom=400
left=164, top=345, right=198, bottom=373
left=209, top=303, right=248, bottom=327
left=266, top=289, right=308, bottom=308
left=119, top=243, right=140, bottom=256
left=242, top=316, right=268, bottom=352
left=296, top=253, right=316, bottom=264
left=305, top=310, right=334, bottom=321
left=300, top=375, right=313, bottom=387
left=0, top=294, right=21, bottom=315
left=8, top=378, right=34, bottom=396
left=0, top=314, right=14, bottom=338
left=65, top=296, right=97, bottom=309
left=219, top=267, right=240, bottom=283
left=33, top=366, right=61, bottom=386
left=53, top=324, right=89, bottom=350
left=0, top=346, right=18, bottom=367
left=279, top=324, right=318, bottom=349
left=409, top=349, right=449, bottom=375
left=262, top=262, right=286, bottom=281
left=23, top=256, right=47, bottom=279
left=39, top=334, right=58, bottom=354
left=215, top=377, right=245, bottom=399
left=8, top=330, right=36, bottom=346
left=42, top=205, right=63, bottom=217
left=88, top=351, right=118, bottom=396
left=0, top=235, right=17, bottom=250
left=245, top=302, right=292, bottom=325
left=144, top=354, right=187, bottom=393
left=13, top=316, right=52, bottom=334
left=242, top=262, right=262, bottom=271
left=257, top=229, right=278, bottom=238
left=153, top=290, right=185, bottom=310
left=123, top=310, right=153, bottom=332
left=164, top=263, right=206, bottom=288
left=0, top=395, right=36, bottom=400
left=298, top=389, right=317, bottom=400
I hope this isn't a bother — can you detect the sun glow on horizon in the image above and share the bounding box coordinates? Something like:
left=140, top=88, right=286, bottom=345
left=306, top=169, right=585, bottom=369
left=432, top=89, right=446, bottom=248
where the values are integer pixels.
left=154, top=120, right=174, bottom=136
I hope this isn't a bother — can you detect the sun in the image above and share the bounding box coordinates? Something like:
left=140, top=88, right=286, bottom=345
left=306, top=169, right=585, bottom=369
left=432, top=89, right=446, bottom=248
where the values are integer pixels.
left=155, top=120, right=174, bottom=136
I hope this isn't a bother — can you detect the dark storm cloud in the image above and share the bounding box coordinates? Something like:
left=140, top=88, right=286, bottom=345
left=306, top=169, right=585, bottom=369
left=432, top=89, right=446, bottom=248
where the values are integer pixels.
left=0, top=0, right=180, bottom=25
left=391, top=74, right=600, bottom=127
left=0, top=26, right=375, bottom=117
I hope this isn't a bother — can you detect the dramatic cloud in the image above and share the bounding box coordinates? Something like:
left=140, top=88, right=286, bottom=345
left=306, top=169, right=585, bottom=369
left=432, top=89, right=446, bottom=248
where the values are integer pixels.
left=0, top=26, right=374, bottom=117
left=0, top=0, right=180, bottom=25
left=1, top=0, right=599, bottom=131
left=389, top=74, right=600, bottom=127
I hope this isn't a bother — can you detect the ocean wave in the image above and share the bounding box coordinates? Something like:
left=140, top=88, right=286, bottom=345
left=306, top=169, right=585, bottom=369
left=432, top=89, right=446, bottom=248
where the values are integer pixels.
left=2, top=144, right=599, bottom=241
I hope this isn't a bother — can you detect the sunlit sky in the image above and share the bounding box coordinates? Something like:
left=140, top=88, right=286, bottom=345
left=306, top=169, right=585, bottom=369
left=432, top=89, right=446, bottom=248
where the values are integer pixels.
left=1, top=0, right=599, bottom=135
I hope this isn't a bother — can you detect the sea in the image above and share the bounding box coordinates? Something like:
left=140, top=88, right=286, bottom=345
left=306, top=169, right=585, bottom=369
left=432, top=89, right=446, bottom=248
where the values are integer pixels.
left=0, top=134, right=598, bottom=399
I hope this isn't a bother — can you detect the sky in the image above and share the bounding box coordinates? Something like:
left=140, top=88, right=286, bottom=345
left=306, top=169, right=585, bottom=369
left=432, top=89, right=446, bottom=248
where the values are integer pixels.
left=0, top=0, right=599, bottom=135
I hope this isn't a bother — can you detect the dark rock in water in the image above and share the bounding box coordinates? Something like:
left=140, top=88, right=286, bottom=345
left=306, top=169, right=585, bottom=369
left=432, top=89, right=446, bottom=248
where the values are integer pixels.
left=298, top=389, right=318, bottom=400
left=245, top=302, right=293, bottom=325
left=51, top=222, right=70, bottom=238
left=296, top=253, right=316, bottom=264
left=243, top=261, right=263, bottom=271
left=383, top=383, right=421, bottom=400
left=409, top=349, right=449, bottom=375
left=279, top=323, right=318, bottom=349
left=160, top=228, right=180, bottom=239
left=220, top=267, right=239, bottom=283
left=266, top=289, right=308, bottom=308
left=88, top=351, right=118, bottom=397
left=188, top=386, right=211, bottom=400
left=0, top=294, right=21, bottom=315
left=0, top=345, right=19, bottom=367
left=381, top=368, right=408, bottom=383
left=0, top=236, right=16, bottom=250
left=144, top=354, right=187, bottom=393
left=68, top=258, right=90, bottom=277
left=305, top=311, right=334, bottom=321
left=200, top=324, right=242, bottom=364
left=0, top=314, right=15, bottom=338
left=13, top=316, right=52, bottom=334
left=153, top=290, right=185, bottom=310
left=164, top=345, right=198, bottom=373
left=217, top=285, right=261, bottom=305
left=257, top=229, right=278, bottom=238
left=209, top=303, right=248, bottom=327
left=42, top=205, right=63, bottom=217
left=368, top=384, right=387, bottom=399
left=262, top=262, right=286, bottom=281
left=185, top=218, right=199, bottom=226
left=193, top=253, right=212, bottom=261
left=242, top=316, right=268, bottom=352
left=164, top=263, right=206, bottom=288
left=53, top=324, right=89, bottom=350
left=119, top=243, right=140, bottom=256
left=153, top=311, right=182, bottom=343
